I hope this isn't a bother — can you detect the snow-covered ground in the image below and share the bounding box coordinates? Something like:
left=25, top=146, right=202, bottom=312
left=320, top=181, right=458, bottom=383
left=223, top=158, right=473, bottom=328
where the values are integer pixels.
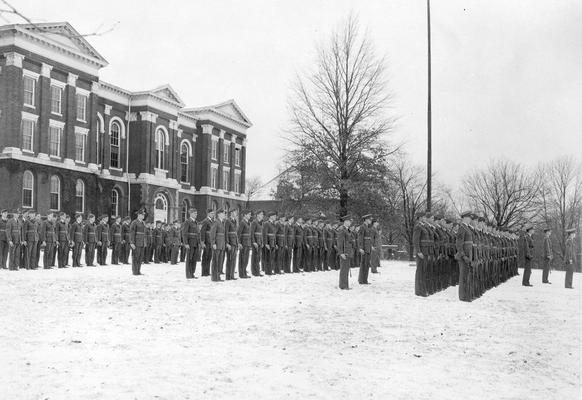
left=0, top=260, right=580, bottom=400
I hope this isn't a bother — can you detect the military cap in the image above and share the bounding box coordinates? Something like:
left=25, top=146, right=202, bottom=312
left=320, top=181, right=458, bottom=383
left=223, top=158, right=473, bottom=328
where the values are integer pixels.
left=188, top=207, right=197, bottom=213
left=156, top=220, right=162, bottom=224
left=216, top=208, right=225, bottom=214
left=100, top=214, right=109, bottom=220
left=362, top=214, right=373, bottom=220
left=543, top=227, right=552, bottom=233
left=255, top=209, right=264, bottom=215
left=58, top=211, right=66, bottom=217
left=1, top=209, right=7, bottom=214
left=75, top=212, right=83, bottom=218
left=460, top=210, right=473, bottom=218
left=524, top=224, right=534, bottom=232
left=206, top=208, right=214, bottom=214
left=28, top=209, right=36, bottom=214
left=122, top=216, right=130, bottom=222
left=88, top=213, right=95, bottom=219
left=267, top=211, right=277, bottom=217
left=434, top=214, right=445, bottom=220
left=565, top=228, right=576, bottom=234
left=341, top=214, right=353, bottom=222
left=173, top=220, right=179, bottom=224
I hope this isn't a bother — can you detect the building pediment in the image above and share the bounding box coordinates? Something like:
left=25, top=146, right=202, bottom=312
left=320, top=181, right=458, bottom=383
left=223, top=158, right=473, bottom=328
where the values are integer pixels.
left=150, top=85, right=185, bottom=107
left=182, top=99, right=252, bottom=134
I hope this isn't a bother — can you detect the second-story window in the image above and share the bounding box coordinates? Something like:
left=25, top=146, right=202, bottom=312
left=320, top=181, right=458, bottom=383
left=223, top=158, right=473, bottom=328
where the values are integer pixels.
left=235, top=148, right=241, bottom=166
left=211, top=139, right=218, bottom=160
left=50, top=86, right=63, bottom=114
left=76, top=94, right=87, bottom=122
left=155, top=128, right=165, bottom=170
left=49, top=125, right=62, bottom=157
left=211, top=166, right=218, bottom=189
left=222, top=169, right=230, bottom=191
left=180, top=142, right=190, bottom=182
left=223, top=143, right=230, bottom=163
left=110, top=122, right=121, bottom=168
left=23, top=75, right=35, bottom=107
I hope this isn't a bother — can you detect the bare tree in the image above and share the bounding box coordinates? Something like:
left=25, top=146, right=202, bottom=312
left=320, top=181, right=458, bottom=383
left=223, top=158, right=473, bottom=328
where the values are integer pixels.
left=286, top=13, right=396, bottom=216
left=539, top=156, right=582, bottom=266
left=462, top=159, right=542, bottom=228
left=244, top=176, right=264, bottom=208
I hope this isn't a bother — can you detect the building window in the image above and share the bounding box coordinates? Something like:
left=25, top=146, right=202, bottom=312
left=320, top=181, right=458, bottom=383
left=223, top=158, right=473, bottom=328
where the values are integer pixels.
left=211, top=166, right=218, bottom=189
left=75, top=179, right=85, bottom=213
left=50, top=86, right=62, bottom=114
left=181, top=200, right=189, bottom=222
left=76, top=94, right=87, bottom=122
left=180, top=142, right=190, bottom=182
left=21, top=119, right=35, bottom=152
left=234, top=172, right=241, bottom=193
left=111, top=189, right=119, bottom=217
left=222, top=169, right=230, bottom=191
left=223, top=143, right=230, bottom=163
left=49, top=125, right=62, bottom=157
left=110, top=122, right=120, bottom=168
left=23, top=76, right=35, bottom=107
left=97, top=118, right=103, bottom=165
left=49, top=175, right=60, bottom=211
left=75, top=131, right=86, bottom=162
left=211, top=139, right=218, bottom=160
left=155, top=128, right=165, bottom=170
left=22, top=171, right=34, bottom=208
left=235, top=148, right=241, bottom=166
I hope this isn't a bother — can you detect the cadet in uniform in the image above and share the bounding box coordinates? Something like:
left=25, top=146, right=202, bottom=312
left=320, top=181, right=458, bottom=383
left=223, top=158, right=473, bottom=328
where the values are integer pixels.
left=121, top=217, right=131, bottom=264
left=83, top=214, right=97, bottom=267
left=129, top=209, right=147, bottom=275
left=237, top=209, right=252, bottom=279
left=70, top=213, right=84, bottom=267
left=302, top=216, right=313, bottom=272
left=284, top=215, right=295, bottom=273
left=274, top=214, right=286, bottom=274
left=209, top=208, right=226, bottom=282
left=250, top=210, right=264, bottom=276
left=370, top=220, right=380, bottom=273
left=200, top=209, right=215, bottom=277
left=110, top=216, right=123, bottom=265
left=96, top=215, right=110, bottom=266
left=39, top=212, right=57, bottom=269
left=153, top=221, right=163, bottom=263
left=564, top=228, right=576, bottom=289
left=542, top=227, right=553, bottom=284
left=337, top=214, right=354, bottom=289
left=55, top=212, right=69, bottom=268
left=292, top=216, right=304, bottom=273
left=262, top=211, right=277, bottom=275
left=7, top=210, right=23, bottom=270
left=169, top=221, right=181, bottom=265
left=455, top=211, right=474, bottom=301
left=522, top=225, right=534, bottom=287
left=182, top=208, right=202, bottom=279
left=0, top=209, right=9, bottom=269
left=23, top=210, right=39, bottom=270
left=225, top=209, right=239, bottom=280
left=357, top=214, right=373, bottom=285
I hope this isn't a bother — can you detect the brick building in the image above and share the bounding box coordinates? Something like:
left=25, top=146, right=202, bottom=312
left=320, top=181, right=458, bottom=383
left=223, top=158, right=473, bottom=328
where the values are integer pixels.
left=0, top=22, right=252, bottom=222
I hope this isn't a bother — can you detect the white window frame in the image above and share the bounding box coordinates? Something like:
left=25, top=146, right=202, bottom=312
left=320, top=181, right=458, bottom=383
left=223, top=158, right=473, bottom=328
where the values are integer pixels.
left=49, top=175, right=61, bottom=211
left=75, top=179, right=85, bottom=213
left=22, top=70, right=39, bottom=108
left=76, top=92, right=88, bottom=122
left=180, top=141, right=191, bottom=183
left=21, top=112, right=38, bottom=153
left=235, top=147, right=241, bottom=167
left=223, top=142, right=230, bottom=163
left=155, top=129, right=166, bottom=170
left=50, top=81, right=65, bottom=115
left=222, top=167, right=230, bottom=191
left=211, top=137, right=218, bottom=161
left=110, top=122, right=121, bottom=168
left=49, top=119, right=65, bottom=158
left=210, top=165, right=218, bottom=189
left=111, top=189, right=119, bottom=217
left=22, top=170, right=34, bottom=208
left=75, top=126, right=88, bottom=163
left=234, top=171, right=241, bottom=193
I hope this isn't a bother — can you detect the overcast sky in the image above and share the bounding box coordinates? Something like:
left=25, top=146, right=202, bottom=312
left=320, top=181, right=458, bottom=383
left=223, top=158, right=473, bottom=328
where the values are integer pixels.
left=7, top=0, right=581, bottom=193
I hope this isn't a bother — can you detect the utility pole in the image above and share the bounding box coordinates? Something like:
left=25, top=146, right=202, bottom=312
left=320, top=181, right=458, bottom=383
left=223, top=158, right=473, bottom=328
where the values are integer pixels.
left=426, top=0, right=432, bottom=212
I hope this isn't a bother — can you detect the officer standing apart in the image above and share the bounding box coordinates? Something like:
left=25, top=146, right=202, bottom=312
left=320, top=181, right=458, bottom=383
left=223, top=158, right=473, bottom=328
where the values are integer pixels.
left=182, top=208, right=202, bottom=279
left=337, top=214, right=354, bottom=290
left=129, top=209, right=146, bottom=275
left=522, top=225, right=535, bottom=287
left=564, top=228, right=576, bottom=289
left=358, top=214, right=374, bottom=285
left=542, top=227, right=553, bottom=284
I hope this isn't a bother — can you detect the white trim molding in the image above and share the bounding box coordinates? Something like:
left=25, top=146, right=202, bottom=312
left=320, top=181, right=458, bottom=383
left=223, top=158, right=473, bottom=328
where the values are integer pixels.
left=104, top=104, right=112, bottom=115
left=21, top=111, right=39, bottom=122
left=201, top=124, right=213, bottom=135
left=155, top=125, right=170, bottom=146
left=76, top=87, right=90, bottom=97
left=50, top=78, right=66, bottom=89
left=4, top=51, right=24, bottom=67
left=49, top=119, right=66, bottom=129
left=140, top=111, right=158, bottom=123
left=22, top=69, right=40, bottom=80
left=109, top=116, right=126, bottom=138
left=75, top=126, right=89, bottom=135
left=67, top=73, right=77, bottom=86
left=41, top=63, right=53, bottom=78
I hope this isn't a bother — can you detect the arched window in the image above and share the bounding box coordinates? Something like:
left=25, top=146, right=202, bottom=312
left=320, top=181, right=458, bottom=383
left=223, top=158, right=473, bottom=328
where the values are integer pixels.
left=180, top=142, right=190, bottom=182
left=110, top=121, right=121, bottom=168
left=22, top=170, right=34, bottom=208
left=154, top=193, right=168, bottom=223
left=212, top=200, right=218, bottom=212
left=75, top=179, right=85, bottom=213
left=155, top=128, right=166, bottom=170
left=49, top=175, right=60, bottom=211
left=111, top=189, right=119, bottom=217
left=224, top=202, right=230, bottom=213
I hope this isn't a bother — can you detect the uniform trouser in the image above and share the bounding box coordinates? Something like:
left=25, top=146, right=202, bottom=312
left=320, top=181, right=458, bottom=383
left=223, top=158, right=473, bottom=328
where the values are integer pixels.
left=251, top=245, right=262, bottom=276
left=358, top=252, right=371, bottom=284
left=72, top=242, right=83, bottom=267
left=25, top=241, right=38, bottom=269
left=43, top=242, right=55, bottom=268
left=458, top=259, right=471, bottom=302
left=238, top=246, right=250, bottom=278
left=322, top=249, right=328, bottom=270
left=180, top=245, right=186, bottom=262
left=303, top=246, right=312, bottom=271
left=311, top=248, right=319, bottom=271
left=274, top=247, right=284, bottom=274
left=85, top=243, right=96, bottom=266
left=339, top=255, right=351, bottom=289
left=111, top=242, right=121, bottom=264
left=50, top=243, right=57, bottom=266
left=211, top=249, right=225, bottom=281
left=122, top=243, right=131, bottom=263
left=201, top=247, right=212, bottom=276
left=34, top=242, right=41, bottom=268
left=64, top=245, right=70, bottom=265
left=57, top=241, right=68, bottom=268
left=284, top=247, right=292, bottom=273
left=9, top=243, right=20, bottom=270
left=264, top=246, right=276, bottom=274
left=154, top=245, right=162, bottom=263
left=225, top=246, right=238, bottom=280
left=522, top=259, right=532, bottom=285
left=170, top=245, right=179, bottom=264
left=185, top=246, right=198, bottom=278
left=20, top=244, right=26, bottom=269
left=132, top=246, right=144, bottom=275
left=565, top=263, right=574, bottom=288
left=97, top=244, right=108, bottom=265
left=370, top=249, right=379, bottom=273
left=0, top=240, right=9, bottom=268
left=415, top=256, right=427, bottom=297
left=293, top=245, right=302, bottom=272
left=542, top=259, right=551, bottom=282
